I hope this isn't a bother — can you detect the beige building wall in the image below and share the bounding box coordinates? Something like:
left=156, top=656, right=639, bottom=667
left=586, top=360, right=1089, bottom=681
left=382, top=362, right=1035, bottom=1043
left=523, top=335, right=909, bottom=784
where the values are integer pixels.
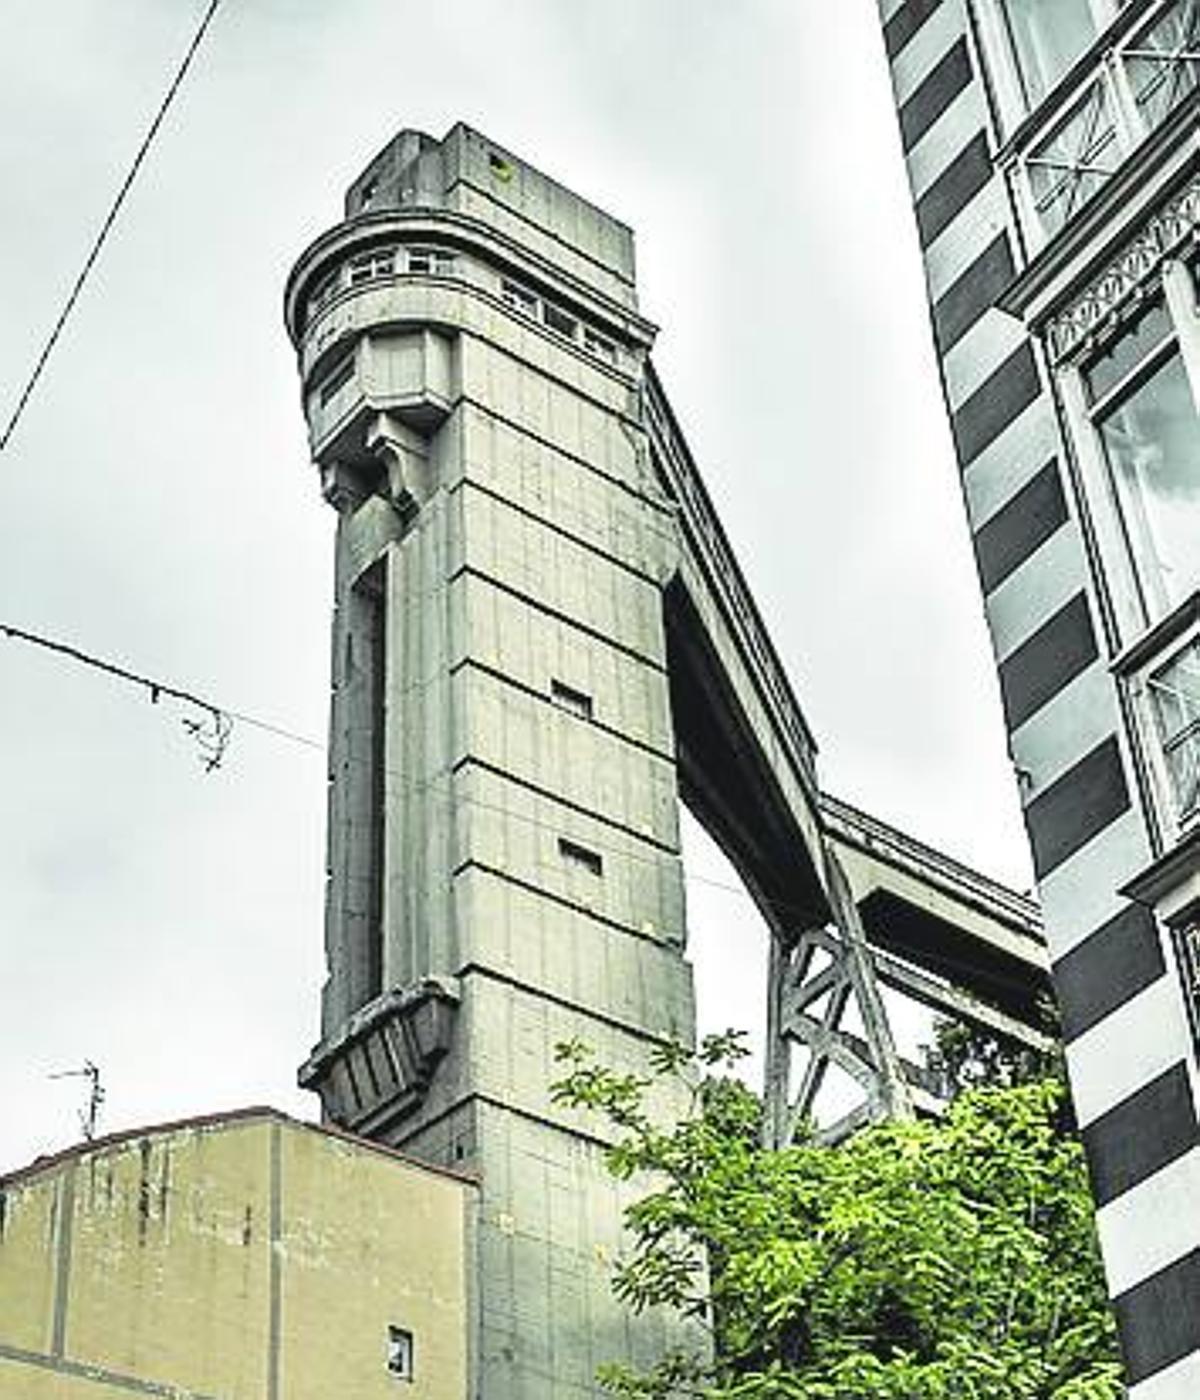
left=0, top=1109, right=474, bottom=1400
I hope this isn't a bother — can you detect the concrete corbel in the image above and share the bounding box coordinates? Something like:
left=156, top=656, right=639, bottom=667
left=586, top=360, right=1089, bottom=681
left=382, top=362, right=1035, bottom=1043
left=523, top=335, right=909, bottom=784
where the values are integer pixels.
left=367, top=412, right=431, bottom=523
left=321, top=459, right=372, bottom=514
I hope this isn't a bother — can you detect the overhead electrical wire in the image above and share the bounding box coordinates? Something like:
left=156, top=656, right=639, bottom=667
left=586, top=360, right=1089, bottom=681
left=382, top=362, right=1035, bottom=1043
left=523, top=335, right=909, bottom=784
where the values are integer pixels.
left=0, top=0, right=223, bottom=454
left=0, top=617, right=824, bottom=930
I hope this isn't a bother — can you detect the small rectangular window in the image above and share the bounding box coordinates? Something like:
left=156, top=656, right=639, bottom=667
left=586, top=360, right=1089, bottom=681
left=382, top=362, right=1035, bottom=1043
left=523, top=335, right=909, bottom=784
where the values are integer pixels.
left=542, top=303, right=578, bottom=341
left=583, top=328, right=617, bottom=364
left=501, top=280, right=538, bottom=318
left=407, top=247, right=454, bottom=275
left=387, top=1325, right=414, bottom=1380
left=551, top=679, right=594, bottom=720
left=559, top=837, right=602, bottom=877
left=319, top=355, right=355, bottom=407
left=348, top=250, right=395, bottom=285
left=306, top=268, right=341, bottom=324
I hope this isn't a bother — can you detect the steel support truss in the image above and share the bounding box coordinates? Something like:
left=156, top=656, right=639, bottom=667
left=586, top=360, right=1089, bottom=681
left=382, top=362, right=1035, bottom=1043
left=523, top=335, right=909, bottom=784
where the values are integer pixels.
left=763, top=829, right=1055, bottom=1148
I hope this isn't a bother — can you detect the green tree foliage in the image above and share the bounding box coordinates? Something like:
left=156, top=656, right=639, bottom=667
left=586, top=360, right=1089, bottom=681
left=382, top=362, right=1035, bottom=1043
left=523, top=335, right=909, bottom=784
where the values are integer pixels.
left=552, top=1033, right=1122, bottom=1400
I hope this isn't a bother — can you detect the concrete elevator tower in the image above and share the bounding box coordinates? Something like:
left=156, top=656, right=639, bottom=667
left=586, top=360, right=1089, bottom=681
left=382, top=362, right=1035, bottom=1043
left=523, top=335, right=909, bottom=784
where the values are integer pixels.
left=284, top=125, right=700, bottom=1397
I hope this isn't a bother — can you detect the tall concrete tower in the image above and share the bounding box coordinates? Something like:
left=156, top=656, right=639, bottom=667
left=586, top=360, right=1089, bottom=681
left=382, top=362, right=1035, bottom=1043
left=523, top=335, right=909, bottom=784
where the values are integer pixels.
left=284, top=124, right=704, bottom=1398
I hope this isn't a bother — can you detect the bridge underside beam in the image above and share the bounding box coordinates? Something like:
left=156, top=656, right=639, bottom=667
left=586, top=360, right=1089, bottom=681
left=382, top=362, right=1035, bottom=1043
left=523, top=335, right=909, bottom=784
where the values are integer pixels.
left=665, top=579, right=829, bottom=936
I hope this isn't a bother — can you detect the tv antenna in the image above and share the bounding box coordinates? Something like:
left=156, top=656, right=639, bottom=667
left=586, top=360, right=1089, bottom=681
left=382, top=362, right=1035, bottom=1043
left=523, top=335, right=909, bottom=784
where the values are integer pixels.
left=48, top=1060, right=105, bottom=1141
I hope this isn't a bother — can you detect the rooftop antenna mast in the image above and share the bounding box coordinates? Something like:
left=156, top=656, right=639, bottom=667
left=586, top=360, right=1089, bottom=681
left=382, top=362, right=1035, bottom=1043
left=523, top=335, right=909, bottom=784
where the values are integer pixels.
left=48, top=1060, right=105, bottom=1142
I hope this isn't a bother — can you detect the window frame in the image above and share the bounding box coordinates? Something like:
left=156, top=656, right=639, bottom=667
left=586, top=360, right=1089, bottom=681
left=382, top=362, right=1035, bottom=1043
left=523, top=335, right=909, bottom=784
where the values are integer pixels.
left=406, top=246, right=454, bottom=276
left=1060, top=258, right=1200, bottom=847
left=348, top=248, right=396, bottom=286
left=997, top=0, right=1200, bottom=250
left=1123, top=608, right=1200, bottom=841
left=973, top=0, right=1125, bottom=134
left=1006, top=0, right=1120, bottom=112
left=500, top=279, right=539, bottom=318
left=1172, top=920, right=1200, bottom=1047
left=1060, top=258, right=1200, bottom=644
left=386, top=1325, right=414, bottom=1382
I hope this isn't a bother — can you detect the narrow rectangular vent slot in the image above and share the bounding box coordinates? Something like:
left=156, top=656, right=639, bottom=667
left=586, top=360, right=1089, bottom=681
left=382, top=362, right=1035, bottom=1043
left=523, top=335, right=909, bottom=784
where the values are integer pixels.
left=551, top=679, right=594, bottom=720
left=386, top=1325, right=414, bottom=1379
left=559, top=838, right=603, bottom=877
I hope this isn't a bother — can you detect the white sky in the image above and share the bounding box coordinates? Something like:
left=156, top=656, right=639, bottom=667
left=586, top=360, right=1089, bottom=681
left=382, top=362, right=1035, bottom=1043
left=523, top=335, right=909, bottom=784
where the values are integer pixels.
left=0, top=0, right=1033, bottom=1171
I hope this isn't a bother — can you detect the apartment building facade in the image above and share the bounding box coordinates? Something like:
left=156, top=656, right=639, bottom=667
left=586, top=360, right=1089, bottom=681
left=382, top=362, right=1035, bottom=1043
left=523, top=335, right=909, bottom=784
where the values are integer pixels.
left=876, top=1, right=1200, bottom=1391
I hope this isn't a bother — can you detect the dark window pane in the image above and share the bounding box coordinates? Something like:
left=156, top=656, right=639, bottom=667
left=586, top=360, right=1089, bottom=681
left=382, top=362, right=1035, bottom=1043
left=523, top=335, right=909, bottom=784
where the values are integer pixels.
left=1084, top=299, right=1172, bottom=404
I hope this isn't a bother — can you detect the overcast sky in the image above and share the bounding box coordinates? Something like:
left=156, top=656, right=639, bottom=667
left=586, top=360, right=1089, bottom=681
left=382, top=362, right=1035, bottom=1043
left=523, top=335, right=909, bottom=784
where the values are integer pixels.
left=0, top=0, right=1033, bottom=1171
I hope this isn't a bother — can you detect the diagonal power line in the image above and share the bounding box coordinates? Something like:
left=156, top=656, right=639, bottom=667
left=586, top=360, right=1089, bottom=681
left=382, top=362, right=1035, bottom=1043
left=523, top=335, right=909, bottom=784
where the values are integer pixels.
left=0, top=0, right=223, bottom=455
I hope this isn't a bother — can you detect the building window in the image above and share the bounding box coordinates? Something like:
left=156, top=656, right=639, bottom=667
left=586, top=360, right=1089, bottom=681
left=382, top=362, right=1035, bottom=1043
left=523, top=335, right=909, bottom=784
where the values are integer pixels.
left=1002, top=0, right=1199, bottom=246
left=1173, top=922, right=1200, bottom=1046
left=501, top=279, right=538, bottom=318
left=1024, top=78, right=1121, bottom=239
left=1082, top=289, right=1200, bottom=625
left=386, top=1326, right=414, bottom=1380
left=583, top=328, right=618, bottom=364
left=348, top=249, right=396, bottom=285
left=542, top=303, right=578, bottom=341
left=407, top=246, right=454, bottom=276
left=319, top=353, right=356, bottom=408
left=1148, top=637, right=1200, bottom=827
left=306, top=267, right=342, bottom=325
left=1126, top=0, right=1200, bottom=132
left=1000, top=0, right=1105, bottom=108
left=559, top=837, right=603, bottom=877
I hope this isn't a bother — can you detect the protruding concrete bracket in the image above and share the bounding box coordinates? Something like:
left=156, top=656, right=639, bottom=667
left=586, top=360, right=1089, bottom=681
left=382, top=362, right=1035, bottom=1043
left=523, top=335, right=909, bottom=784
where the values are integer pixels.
left=320, top=459, right=373, bottom=514
left=298, top=976, right=460, bottom=1143
left=367, top=412, right=431, bottom=523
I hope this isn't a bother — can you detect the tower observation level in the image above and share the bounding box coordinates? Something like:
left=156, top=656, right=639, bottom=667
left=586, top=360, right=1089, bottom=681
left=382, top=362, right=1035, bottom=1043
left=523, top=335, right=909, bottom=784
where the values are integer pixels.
left=284, top=122, right=1051, bottom=1397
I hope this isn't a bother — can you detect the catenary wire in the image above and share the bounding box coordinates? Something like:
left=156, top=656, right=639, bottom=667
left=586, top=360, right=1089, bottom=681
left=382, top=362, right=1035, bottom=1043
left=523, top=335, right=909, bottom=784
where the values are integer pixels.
left=0, top=0, right=223, bottom=455
left=0, top=617, right=833, bottom=930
